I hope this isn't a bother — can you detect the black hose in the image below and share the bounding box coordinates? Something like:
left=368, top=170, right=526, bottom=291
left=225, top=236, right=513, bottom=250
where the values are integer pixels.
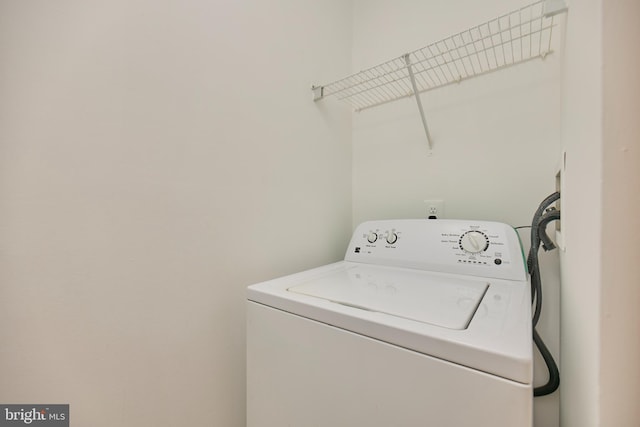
left=527, top=192, right=560, bottom=270
left=538, top=210, right=561, bottom=251
left=527, top=192, right=561, bottom=397
left=527, top=192, right=560, bottom=306
left=533, top=328, right=560, bottom=396
left=531, top=209, right=561, bottom=327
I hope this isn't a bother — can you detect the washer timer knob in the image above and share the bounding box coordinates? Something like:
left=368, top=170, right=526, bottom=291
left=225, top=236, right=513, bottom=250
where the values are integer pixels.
left=386, top=231, right=398, bottom=245
left=367, top=232, right=378, bottom=243
left=459, top=230, right=490, bottom=254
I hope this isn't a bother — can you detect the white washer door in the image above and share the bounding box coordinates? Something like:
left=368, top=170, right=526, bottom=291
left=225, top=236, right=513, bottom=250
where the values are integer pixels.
left=288, top=264, right=489, bottom=330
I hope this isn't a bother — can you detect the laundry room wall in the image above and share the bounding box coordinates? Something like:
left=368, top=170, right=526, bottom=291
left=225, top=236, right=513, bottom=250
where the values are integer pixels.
left=0, top=1, right=352, bottom=426
left=599, top=0, right=640, bottom=424
left=350, top=1, right=562, bottom=426
left=351, top=0, right=562, bottom=227
left=556, top=1, right=602, bottom=425
left=560, top=0, right=640, bottom=426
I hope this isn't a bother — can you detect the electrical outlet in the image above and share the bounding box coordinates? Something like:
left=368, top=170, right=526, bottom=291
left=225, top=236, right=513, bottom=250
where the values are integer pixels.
left=424, top=200, right=444, bottom=219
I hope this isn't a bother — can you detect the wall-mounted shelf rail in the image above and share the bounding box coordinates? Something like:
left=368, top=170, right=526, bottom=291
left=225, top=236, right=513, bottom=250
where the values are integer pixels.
left=312, top=0, right=567, bottom=150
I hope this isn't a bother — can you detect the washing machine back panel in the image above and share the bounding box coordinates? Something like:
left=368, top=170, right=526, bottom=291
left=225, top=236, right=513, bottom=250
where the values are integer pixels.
left=345, top=219, right=527, bottom=281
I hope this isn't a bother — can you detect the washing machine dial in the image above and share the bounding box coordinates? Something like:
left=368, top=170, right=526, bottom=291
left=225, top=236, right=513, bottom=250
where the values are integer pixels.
left=367, top=232, right=378, bottom=243
left=386, top=231, right=398, bottom=245
left=459, top=230, right=489, bottom=254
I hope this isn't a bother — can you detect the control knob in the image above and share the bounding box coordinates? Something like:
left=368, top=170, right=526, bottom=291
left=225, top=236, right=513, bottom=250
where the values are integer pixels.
left=459, top=230, right=489, bottom=254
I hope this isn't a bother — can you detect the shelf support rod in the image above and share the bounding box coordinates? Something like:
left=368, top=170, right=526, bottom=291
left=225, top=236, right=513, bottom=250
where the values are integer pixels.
left=403, top=54, right=432, bottom=151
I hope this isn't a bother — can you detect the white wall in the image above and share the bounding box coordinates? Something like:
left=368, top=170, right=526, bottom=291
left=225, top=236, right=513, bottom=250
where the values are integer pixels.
left=557, top=1, right=603, bottom=426
left=352, top=0, right=563, bottom=228
left=599, top=0, right=640, bottom=425
left=560, top=0, right=640, bottom=426
left=351, top=1, right=562, bottom=426
left=0, top=1, right=352, bottom=426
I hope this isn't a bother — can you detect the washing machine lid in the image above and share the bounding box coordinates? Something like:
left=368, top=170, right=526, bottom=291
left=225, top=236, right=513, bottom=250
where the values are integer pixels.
left=248, top=260, right=533, bottom=384
left=287, top=264, right=489, bottom=330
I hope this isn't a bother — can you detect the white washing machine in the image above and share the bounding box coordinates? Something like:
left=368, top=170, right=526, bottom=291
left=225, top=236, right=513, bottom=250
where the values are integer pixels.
left=246, top=219, right=532, bottom=427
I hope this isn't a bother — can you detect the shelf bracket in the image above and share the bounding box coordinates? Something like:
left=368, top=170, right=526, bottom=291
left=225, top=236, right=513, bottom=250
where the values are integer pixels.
left=311, top=85, right=324, bottom=102
left=543, top=0, right=567, bottom=16
left=403, top=54, right=432, bottom=151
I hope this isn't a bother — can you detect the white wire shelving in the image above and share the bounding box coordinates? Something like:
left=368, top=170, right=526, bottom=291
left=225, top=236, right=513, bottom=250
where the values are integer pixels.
left=312, top=0, right=567, bottom=150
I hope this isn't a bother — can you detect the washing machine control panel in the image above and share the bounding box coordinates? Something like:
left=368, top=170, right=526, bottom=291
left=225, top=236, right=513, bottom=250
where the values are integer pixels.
left=345, top=219, right=527, bottom=281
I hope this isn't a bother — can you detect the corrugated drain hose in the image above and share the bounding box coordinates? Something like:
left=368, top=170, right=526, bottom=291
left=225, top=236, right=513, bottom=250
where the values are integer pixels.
left=527, top=192, right=561, bottom=397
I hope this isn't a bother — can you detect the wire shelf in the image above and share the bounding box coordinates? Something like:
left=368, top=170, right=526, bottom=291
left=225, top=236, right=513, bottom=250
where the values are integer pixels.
left=313, top=1, right=563, bottom=113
